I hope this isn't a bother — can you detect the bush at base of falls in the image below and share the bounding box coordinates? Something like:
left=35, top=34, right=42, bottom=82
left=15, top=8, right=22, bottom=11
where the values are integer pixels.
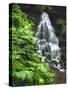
left=9, top=4, right=55, bottom=86
left=12, top=62, right=55, bottom=86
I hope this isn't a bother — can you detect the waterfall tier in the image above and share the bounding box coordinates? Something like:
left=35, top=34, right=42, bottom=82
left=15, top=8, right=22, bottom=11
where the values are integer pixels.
left=35, top=12, right=64, bottom=72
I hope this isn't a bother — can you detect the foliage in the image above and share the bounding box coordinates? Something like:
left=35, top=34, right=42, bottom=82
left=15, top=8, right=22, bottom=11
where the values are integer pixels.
left=9, top=4, right=58, bottom=86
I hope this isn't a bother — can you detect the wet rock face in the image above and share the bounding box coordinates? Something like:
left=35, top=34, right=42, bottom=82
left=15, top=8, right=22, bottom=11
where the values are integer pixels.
left=54, top=70, right=66, bottom=84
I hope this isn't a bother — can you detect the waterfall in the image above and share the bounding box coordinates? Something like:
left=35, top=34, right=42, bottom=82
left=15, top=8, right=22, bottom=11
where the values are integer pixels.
left=35, top=12, right=64, bottom=72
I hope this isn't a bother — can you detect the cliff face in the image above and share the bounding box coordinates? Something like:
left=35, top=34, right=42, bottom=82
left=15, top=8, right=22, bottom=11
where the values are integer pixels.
left=20, top=4, right=66, bottom=69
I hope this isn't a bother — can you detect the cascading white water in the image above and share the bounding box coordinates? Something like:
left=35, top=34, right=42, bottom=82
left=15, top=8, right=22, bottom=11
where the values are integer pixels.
left=35, top=12, right=64, bottom=72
